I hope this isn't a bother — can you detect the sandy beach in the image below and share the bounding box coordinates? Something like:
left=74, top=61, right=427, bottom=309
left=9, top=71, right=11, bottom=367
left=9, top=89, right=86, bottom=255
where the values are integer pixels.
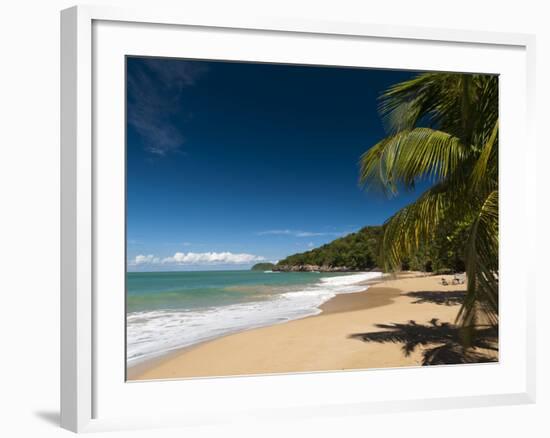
left=127, top=272, right=498, bottom=380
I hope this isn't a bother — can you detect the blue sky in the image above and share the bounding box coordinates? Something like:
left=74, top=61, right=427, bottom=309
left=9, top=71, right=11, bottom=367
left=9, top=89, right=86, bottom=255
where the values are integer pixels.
left=126, top=57, right=427, bottom=271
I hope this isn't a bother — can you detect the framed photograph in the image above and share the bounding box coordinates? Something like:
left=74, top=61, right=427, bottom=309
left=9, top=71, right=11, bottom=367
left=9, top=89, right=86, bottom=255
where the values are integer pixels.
left=61, top=5, right=536, bottom=433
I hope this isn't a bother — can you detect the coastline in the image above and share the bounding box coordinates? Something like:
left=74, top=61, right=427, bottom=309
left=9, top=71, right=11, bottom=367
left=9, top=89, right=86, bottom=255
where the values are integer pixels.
left=127, top=272, right=498, bottom=381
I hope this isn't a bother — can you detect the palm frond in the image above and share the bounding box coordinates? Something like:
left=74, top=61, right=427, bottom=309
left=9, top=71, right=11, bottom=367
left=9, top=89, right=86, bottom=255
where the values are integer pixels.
left=378, top=182, right=465, bottom=270
left=359, top=71, right=499, bottom=346
left=359, top=128, right=469, bottom=195
left=471, top=120, right=499, bottom=192
left=378, top=73, right=458, bottom=133
left=379, top=73, right=498, bottom=147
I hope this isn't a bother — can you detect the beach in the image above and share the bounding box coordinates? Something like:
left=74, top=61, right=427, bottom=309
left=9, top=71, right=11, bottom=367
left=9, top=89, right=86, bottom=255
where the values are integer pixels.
left=128, top=272, right=498, bottom=380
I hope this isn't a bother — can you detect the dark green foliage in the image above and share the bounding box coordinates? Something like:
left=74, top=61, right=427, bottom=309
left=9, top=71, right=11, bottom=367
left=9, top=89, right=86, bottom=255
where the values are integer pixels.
left=251, top=262, right=276, bottom=271
left=276, top=223, right=468, bottom=273
left=401, top=220, right=468, bottom=273
left=276, top=226, right=383, bottom=270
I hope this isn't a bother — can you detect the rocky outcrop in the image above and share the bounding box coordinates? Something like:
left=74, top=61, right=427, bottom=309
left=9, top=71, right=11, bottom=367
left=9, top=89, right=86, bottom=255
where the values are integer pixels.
left=274, top=264, right=360, bottom=273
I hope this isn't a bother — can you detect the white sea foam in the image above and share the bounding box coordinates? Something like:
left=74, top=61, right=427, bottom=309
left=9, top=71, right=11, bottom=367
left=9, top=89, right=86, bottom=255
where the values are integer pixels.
left=127, top=271, right=383, bottom=365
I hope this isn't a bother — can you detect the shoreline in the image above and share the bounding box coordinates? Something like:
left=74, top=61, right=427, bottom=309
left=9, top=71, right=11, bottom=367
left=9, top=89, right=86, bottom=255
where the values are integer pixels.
left=126, top=271, right=386, bottom=373
left=126, top=275, right=389, bottom=380
left=127, top=272, right=497, bottom=380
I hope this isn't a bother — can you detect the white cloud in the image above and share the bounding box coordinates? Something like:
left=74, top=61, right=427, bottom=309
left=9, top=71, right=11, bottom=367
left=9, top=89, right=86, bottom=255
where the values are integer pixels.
left=296, top=231, right=327, bottom=237
left=257, top=229, right=293, bottom=236
left=163, top=252, right=265, bottom=265
left=127, top=58, right=208, bottom=156
left=130, top=254, right=161, bottom=266
left=129, top=251, right=265, bottom=266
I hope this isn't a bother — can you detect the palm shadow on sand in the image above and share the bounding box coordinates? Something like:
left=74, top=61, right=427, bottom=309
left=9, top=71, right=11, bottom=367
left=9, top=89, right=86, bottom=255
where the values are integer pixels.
left=349, top=319, right=498, bottom=366
left=405, top=291, right=466, bottom=306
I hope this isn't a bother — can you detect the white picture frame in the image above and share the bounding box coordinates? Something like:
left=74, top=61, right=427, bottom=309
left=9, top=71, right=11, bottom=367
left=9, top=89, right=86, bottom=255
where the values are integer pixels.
left=60, top=4, right=536, bottom=433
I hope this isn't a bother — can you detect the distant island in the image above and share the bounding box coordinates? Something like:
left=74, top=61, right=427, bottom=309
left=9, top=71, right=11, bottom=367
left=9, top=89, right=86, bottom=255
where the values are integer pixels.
left=250, top=262, right=276, bottom=271
left=274, top=226, right=382, bottom=272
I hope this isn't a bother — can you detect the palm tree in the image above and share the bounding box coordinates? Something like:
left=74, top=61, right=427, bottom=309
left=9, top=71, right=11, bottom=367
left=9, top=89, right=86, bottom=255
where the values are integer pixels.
left=359, top=73, right=498, bottom=342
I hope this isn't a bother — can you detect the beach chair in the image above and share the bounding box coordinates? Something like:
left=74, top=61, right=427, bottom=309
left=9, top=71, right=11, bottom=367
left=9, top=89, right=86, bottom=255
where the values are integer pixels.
left=452, top=273, right=466, bottom=285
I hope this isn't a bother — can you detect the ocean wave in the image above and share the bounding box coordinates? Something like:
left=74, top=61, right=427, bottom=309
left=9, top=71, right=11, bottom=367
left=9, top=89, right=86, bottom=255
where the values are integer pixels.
left=127, top=271, right=382, bottom=365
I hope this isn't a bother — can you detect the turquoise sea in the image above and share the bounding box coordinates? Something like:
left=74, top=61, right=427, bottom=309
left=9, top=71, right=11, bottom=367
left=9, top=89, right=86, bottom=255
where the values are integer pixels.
left=127, top=270, right=382, bottom=365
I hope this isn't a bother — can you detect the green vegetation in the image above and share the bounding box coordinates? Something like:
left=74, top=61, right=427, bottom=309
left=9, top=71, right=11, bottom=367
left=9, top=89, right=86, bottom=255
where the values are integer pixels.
left=276, top=226, right=382, bottom=270
left=275, top=224, right=467, bottom=273
left=359, top=72, right=499, bottom=340
left=251, top=262, right=276, bottom=271
left=400, top=220, right=469, bottom=273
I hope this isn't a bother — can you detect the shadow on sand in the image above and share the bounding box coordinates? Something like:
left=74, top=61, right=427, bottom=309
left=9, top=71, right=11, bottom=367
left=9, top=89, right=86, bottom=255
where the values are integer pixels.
left=405, top=291, right=466, bottom=306
left=349, top=319, right=498, bottom=366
